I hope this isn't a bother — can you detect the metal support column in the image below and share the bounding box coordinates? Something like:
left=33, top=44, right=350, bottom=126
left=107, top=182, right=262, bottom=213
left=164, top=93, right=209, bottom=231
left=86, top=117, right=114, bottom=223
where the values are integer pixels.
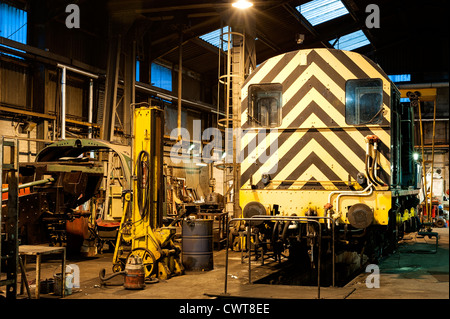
left=0, top=138, right=20, bottom=299
left=177, top=32, right=183, bottom=140
left=123, top=40, right=136, bottom=137
left=101, top=35, right=122, bottom=141
left=61, top=66, right=67, bottom=140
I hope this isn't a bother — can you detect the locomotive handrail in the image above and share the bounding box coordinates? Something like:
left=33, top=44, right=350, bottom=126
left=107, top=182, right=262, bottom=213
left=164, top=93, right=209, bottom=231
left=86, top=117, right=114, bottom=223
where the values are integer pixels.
left=224, top=215, right=336, bottom=299
left=327, top=183, right=374, bottom=218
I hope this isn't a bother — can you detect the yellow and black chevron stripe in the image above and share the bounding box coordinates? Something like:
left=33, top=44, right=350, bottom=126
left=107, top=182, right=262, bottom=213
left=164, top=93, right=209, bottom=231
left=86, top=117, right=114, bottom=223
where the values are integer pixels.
left=240, top=48, right=393, bottom=191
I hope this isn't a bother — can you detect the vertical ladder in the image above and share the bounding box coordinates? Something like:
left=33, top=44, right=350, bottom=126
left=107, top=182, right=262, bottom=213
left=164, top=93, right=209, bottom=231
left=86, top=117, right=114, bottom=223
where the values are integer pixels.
left=230, top=35, right=244, bottom=218
left=219, top=28, right=245, bottom=218
left=0, top=137, right=20, bottom=299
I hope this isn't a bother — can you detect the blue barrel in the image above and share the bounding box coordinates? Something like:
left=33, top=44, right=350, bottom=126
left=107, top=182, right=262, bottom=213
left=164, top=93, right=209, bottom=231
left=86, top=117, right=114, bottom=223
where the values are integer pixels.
left=182, top=219, right=214, bottom=271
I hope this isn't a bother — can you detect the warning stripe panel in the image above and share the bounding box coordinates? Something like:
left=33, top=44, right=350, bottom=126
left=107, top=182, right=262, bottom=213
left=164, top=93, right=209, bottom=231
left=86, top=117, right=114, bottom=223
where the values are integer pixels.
left=240, top=99, right=384, bottom=187
left=239, top=48, right=393, bottom=189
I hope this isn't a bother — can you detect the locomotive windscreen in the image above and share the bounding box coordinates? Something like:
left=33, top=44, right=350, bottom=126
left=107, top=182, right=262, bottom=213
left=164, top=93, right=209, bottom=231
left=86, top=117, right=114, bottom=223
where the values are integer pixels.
left=345, top=78, right=383, bottom=125
left=248, top=83, right=283, bottom=128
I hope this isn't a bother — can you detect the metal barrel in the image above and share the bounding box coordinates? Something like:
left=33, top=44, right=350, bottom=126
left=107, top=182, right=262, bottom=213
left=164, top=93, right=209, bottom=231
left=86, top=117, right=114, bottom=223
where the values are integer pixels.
left=124, top=255, right=145, bottom=290
left=182, top=219, right=214, bottom=271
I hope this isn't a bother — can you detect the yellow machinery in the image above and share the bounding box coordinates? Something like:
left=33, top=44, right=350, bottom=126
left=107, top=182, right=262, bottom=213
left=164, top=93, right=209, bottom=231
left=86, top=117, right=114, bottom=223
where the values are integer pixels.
left=112, top=106, right=183, bottom=280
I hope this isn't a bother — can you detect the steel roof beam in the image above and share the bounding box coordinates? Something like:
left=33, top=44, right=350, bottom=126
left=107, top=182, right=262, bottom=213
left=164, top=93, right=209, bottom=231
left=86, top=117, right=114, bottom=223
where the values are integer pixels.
left=281, top=3, right=332, bottom=48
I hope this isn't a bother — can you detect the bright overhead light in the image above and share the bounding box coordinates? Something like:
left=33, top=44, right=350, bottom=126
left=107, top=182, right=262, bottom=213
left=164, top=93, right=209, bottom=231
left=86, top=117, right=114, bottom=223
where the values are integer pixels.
left=232, top=0, right=253, bottom=9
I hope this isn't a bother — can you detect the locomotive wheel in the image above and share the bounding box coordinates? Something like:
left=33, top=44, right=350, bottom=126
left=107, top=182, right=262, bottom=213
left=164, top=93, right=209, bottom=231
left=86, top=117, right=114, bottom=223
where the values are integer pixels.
left=128, top=248, right=157, bottom=278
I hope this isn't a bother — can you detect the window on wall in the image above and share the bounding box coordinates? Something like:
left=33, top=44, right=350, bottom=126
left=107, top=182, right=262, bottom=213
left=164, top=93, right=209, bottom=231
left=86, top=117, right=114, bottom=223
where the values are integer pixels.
left=0, top=2, right=27, bottom=58
left=136, top=60, right=140, bottom=82
left=151, top=63, right=172, bottom=91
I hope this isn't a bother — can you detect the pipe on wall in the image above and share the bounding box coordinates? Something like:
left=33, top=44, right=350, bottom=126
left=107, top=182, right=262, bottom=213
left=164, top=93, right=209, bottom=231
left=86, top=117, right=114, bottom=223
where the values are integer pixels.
left=177, top=32, right=183, bottom=140
left=56, top=63, right=98, bottom=140
left=89, top=79, right=94, bottom=139
left=61, top=66, right=66, bottom=140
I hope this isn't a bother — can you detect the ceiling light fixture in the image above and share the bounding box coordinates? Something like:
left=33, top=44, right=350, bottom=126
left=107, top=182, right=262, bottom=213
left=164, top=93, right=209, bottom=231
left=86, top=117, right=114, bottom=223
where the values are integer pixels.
left=232, top=0, right=253, bottom=9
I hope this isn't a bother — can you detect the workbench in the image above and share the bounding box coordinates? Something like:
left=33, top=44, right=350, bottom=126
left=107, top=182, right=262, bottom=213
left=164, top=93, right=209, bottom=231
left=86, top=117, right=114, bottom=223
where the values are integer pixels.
left=19, top=245, right=66, bottom=299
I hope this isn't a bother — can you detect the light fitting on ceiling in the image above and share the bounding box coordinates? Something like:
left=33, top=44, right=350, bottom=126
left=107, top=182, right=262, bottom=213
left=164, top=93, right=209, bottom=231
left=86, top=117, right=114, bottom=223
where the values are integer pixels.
left=296, top=33, right=305, bottom=44
left=232, top=0, right=254, bottom=9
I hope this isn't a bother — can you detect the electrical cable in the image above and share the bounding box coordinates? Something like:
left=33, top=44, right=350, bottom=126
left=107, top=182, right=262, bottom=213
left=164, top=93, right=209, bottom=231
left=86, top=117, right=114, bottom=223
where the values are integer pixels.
left=365, top=151, right=379, bottom=186
left=136, top=150, right=150, bottom=218
left=373, top=142, right=387, bottom=186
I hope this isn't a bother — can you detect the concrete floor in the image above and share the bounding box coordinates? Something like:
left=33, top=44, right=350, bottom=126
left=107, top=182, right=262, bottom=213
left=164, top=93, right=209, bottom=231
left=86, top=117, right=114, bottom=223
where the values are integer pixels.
left=11, top=228, right=449, bottom=300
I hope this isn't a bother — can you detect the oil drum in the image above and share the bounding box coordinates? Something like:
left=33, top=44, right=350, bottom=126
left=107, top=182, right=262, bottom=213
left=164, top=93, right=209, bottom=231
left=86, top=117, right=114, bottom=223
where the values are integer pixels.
left=182, top=219, right=214, bottom=271
left=124, top=254, right=145, bottom=289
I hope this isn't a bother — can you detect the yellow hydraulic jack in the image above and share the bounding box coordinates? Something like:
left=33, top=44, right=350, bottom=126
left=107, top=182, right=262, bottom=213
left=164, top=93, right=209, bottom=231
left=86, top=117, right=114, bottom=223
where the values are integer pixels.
left=112, top=106, right=184, bottom=280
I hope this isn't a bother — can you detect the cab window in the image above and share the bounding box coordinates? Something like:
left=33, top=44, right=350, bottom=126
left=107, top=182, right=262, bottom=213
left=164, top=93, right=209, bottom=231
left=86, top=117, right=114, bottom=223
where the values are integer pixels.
left=345, top=79, right=383, bottom=125
left=248, top=83, right=282, bottom=128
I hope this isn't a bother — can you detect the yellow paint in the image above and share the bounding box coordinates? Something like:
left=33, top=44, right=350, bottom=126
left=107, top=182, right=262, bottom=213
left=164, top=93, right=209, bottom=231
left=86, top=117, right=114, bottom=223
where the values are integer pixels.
left=410, top=207, right=416, bottom=217
left=241, top=53, right=285, bottom=102
left=113, top=107, right=183, bottom=279
left=400, top=88, right=436, bottom=101
left=402, top=209, right=410, bottom=222
left=240, top=188, right=392, bottom=225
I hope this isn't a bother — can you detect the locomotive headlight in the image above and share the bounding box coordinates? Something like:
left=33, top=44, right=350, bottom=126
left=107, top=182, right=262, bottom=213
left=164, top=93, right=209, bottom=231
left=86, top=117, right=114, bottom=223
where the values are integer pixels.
left=413, top=152, right=420, bottom=161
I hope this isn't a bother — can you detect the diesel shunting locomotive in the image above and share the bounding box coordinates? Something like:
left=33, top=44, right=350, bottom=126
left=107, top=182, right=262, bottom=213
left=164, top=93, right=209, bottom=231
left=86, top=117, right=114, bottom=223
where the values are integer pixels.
left=236, top=48, right=421, bottom=273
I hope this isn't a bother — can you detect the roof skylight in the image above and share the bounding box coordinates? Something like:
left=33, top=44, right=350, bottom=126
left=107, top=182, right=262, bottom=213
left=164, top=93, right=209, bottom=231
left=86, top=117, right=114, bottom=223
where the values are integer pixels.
left=0, top=3, right=27, bottom=59
left=329, top=30, right=370, bottom=51
left=297, top=0, right=349, bottom=26
left=199, top=27, right=230, bottom=51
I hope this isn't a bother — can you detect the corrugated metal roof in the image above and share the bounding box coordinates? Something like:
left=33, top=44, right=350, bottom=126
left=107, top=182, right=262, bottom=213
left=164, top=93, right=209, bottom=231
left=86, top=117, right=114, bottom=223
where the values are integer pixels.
left=330, top=29, right=370, bottom=51
left=297, top=0, right=349, bottom=26
left=158, top=39, right=220, bottom=74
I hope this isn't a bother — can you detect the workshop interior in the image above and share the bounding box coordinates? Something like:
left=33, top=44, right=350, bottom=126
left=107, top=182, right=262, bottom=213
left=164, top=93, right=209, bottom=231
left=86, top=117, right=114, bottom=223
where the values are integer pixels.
left=0, top=0, right=448, bottom=302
